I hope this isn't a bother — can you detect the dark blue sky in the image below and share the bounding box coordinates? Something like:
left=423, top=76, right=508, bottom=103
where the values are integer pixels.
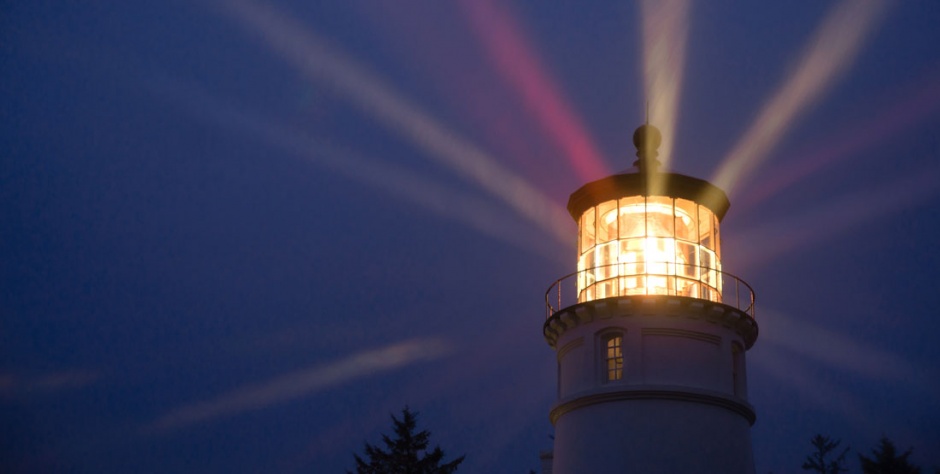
left=3, top=1, right=940, bottom=472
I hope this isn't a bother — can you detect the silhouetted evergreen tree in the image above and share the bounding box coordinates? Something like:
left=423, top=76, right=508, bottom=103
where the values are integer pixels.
left=349, top=407, right=465, bottom=474
left=859, top=437, right=921, bottom=474
left=802, top=434, right=850, bottom=474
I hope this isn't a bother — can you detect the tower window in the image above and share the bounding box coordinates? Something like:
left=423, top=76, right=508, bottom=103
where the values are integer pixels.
left=605, top=336, right=623, bottom=382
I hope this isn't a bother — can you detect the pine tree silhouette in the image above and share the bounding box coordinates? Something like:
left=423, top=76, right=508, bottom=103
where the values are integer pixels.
left=349, top=407, right=465, bottom=474
left=802, top=434, right=850, bottom=473
left=859, top=437, right=921, bottom=474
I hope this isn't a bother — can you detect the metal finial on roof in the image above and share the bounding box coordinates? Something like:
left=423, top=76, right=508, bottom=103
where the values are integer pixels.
left=632, top=123, right=662, bottom=173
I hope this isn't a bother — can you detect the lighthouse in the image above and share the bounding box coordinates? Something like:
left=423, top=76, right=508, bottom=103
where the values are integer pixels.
left=543, top=124, right=758, bottom=473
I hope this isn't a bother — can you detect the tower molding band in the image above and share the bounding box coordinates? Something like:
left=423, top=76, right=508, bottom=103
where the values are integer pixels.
left=549, top=385, right=757, bottom=426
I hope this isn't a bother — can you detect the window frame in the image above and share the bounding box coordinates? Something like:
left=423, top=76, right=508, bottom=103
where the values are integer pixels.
left=599, top=332, right=624, bottom=383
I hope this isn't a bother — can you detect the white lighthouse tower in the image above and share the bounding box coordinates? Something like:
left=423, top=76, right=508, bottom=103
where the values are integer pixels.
left=543, top=124, right=758, bottom=473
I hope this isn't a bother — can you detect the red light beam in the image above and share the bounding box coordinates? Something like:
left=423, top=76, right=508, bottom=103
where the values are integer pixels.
left=458, top=0, right=610, bottom=181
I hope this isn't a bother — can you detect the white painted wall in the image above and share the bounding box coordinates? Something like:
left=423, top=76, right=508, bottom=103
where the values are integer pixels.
left=549, top=302, right=756, bottom=474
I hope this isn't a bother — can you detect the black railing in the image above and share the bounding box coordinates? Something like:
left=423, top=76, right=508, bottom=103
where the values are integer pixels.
left=545, top=262, right=755, bottom=319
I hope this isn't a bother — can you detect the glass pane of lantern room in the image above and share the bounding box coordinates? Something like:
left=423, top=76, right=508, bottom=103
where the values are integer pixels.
left=618, top=196, right=646, bottom=238
left=595, top=241, right=618, bottom=279
left=596, top=200, right=618, bottom=243
left=713, top=214, right=722, bottom=260
left=676, top=278, right=699, bottom=298
left=580, top=207, right=596, bottom=254
left=698, top=206, right=715, bottom=250
left=700, top=248, right=717, bottom=286
left=674, top=199, right=698, bottom=242
left=619, top=238, right=645, bottom=276
left=646, top=196, right=675, bottom=237
left=676, top=241, right=698, bottom=279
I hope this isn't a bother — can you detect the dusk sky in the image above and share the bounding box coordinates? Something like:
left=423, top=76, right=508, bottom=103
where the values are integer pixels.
left=3, top=1, right=940, bottom=472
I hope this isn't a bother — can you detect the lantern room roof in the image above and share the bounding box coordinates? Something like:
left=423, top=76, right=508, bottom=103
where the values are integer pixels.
left=567, top=172, right=731, bottom=221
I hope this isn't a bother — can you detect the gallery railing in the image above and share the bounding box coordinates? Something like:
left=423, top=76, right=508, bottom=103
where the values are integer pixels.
left=545, top=262, right=755, bottom=320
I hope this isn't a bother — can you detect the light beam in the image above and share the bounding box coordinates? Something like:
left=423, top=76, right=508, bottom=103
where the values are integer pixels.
left=759, top=309, right=916, bottom=382
left=736, top=71, right=940, bottom=214
left=712, top=0, right=887, bottom=196
left=147, top=338, right=450, bottom=432
left=458, top=0, right=609, bottom=181
left=148, top=76, right=571, bottom=262
left=728, top=163, right=940, bottom=271
left=640, top=0, right=691, bottom=171
left=215, top=0, right=573, bottom=245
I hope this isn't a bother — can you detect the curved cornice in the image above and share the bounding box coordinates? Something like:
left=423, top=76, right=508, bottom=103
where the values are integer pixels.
left=567, top=172, right=731, bottom=221
left=550, top=385, right=757, bottom=426
left=543, top=295, right=759, bottom=349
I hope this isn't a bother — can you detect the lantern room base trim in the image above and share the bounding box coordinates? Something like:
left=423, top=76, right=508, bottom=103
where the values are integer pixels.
left=544, top=295, right=758, bottom=349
